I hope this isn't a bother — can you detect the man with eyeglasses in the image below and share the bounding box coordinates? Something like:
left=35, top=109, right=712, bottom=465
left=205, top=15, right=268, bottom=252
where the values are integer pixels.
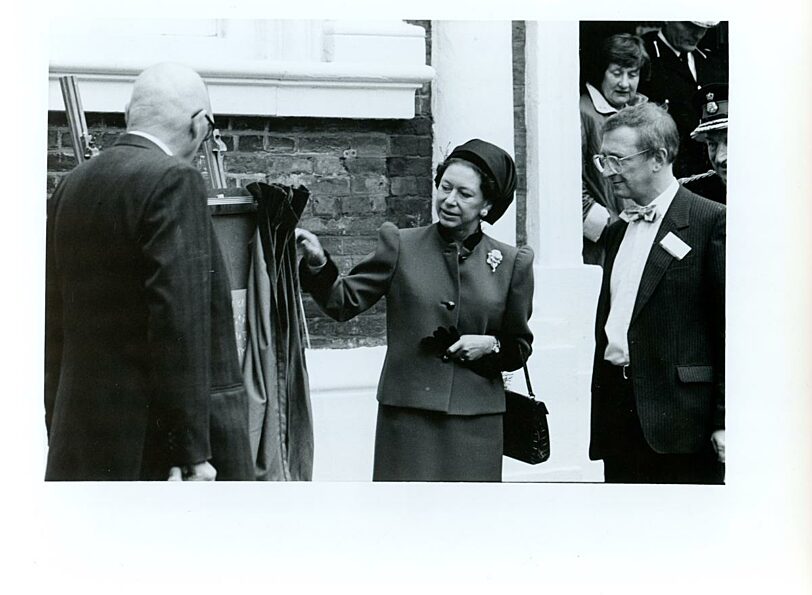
left=588, top=102, right=725, bottom=484
left=45, top=63, right=252, bottom=481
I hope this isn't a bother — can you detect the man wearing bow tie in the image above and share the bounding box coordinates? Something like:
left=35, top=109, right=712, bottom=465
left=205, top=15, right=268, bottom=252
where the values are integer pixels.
left=588, top=102, right=725, bottom=484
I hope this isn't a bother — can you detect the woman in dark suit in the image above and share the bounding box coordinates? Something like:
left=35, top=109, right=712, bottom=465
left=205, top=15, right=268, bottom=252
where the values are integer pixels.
left=296, top=139, right=534, bottom=482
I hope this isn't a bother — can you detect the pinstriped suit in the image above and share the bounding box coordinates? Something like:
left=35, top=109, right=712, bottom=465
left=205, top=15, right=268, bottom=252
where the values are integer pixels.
left=589, top=186, right=725, bottom=463
left=45, top=134, right=253, bottom=480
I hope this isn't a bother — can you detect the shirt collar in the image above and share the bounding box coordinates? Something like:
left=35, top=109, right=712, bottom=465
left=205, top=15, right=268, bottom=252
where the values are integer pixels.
left=644, top=177, right=679, bottom=219
left=656, top=30, right=708, bottom=60
left=587, top=83, right=648, bottom=116
left=586, top=83, right=619, bottom=115
left=128, top=130, right=174, bottom=156
left=657, top=30, right=682, bottom=58
left=620, top=177, right=679, bottom=223
left=436, top=222, right=484, bottom=251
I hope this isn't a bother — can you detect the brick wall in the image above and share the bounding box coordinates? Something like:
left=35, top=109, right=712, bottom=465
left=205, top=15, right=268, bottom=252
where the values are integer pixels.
left=47, top=21, right=434, bottom=350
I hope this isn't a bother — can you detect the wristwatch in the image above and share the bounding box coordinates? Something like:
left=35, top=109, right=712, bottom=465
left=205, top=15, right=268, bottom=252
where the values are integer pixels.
left=491, top=337, right=501, bottom=354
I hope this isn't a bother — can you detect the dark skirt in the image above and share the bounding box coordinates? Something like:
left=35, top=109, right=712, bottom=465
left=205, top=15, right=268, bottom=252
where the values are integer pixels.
left=372, top=404, right=503, bottom=482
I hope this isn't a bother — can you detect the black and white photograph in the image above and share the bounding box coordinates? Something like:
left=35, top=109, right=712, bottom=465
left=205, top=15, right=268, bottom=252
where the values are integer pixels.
left=4, top=0, right=811, bottom=591
left=42, top=18, right=731, bottom=484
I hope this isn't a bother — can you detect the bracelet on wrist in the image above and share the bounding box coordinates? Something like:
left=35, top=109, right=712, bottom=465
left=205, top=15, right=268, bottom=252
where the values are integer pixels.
left=490, top=337, right=501, bottom=354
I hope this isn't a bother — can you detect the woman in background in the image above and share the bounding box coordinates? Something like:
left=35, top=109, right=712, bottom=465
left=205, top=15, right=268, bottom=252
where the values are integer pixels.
left=580, top=33, right=650, bottom=265
left=295, top=139, right=534, bottom=482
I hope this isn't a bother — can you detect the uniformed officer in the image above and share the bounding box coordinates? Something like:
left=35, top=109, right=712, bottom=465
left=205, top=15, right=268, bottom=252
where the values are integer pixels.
left=680, top=82, right=728, bottom=204
left=638, top=22, right=727, bottom=179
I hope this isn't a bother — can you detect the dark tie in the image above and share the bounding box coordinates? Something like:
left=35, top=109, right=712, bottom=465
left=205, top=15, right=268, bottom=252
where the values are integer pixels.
left=678, top=51, right=695, bottom=80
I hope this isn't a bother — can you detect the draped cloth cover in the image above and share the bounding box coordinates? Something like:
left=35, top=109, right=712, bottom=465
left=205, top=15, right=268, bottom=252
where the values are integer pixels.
left=242, top=182, right=314, bottom=480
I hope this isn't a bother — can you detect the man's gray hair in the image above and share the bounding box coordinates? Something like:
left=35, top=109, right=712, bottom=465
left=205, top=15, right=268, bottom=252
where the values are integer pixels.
left=603, top=102, right=680, bottom=164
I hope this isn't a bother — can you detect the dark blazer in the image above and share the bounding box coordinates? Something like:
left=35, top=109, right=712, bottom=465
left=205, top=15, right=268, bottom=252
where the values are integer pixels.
left=45, top=133, right=251, bottom=480
left=638, top=31, right=727, bottom=179
left=301, top=222, right=534, bottom=415
left=589, top=186, right=725, bottom=458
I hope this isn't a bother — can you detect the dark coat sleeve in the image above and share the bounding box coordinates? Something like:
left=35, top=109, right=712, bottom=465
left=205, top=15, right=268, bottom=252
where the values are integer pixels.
left=493, top=245, right=536, bottom=372
left=706, top=207, right=726, bottom=429
left=44, top=194, right=63, bottom=439
left=299, top=222, right=400, bottom=322
left=464, top=245, right=535, bottom=379
left=140, top=164, right=212, bottom=466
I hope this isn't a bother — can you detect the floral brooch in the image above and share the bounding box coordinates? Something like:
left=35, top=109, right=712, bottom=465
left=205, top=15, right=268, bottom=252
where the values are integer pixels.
left=486, top=249, right=503, bottom=272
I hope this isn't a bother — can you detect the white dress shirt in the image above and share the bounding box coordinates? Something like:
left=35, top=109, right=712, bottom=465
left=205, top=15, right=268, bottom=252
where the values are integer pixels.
left=604, top=177, right=679, bottom=365
left=128, top=130, right=174, bottom=156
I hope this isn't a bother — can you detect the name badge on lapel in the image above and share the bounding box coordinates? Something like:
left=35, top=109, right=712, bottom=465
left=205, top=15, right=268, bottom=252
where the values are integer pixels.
left=659, top=232, right=691, bottom=260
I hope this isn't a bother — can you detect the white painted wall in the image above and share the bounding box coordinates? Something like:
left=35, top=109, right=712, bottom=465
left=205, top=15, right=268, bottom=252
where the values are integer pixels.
left=524, top=21, right=604, bottom=481
left=308, top=347, right=383, bottom=481
left=430, top=21, right=517, bottom=245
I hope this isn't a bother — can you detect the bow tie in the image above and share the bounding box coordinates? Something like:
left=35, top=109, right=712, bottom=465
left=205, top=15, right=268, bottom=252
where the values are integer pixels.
left=623, top=204, right=658, bottom=223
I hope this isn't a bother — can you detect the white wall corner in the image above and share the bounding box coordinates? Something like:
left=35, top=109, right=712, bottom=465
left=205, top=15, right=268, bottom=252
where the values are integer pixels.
left=430, top=21, right=516, bottom=245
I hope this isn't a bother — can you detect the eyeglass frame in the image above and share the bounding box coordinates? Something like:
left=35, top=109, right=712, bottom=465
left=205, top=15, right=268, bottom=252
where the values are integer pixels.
left=191, top=109, right=216, bottom=141
left=592, top=148, right=654, bottom=175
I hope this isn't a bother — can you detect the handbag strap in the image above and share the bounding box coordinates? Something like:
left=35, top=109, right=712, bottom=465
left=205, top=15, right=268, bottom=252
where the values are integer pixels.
left=515, top=342, right=535, bottom=398
left=521, top=362, right=535, bottom=398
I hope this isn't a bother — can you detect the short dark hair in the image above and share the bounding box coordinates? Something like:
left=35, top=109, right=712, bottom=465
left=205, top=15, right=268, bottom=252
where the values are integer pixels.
left=603, top=102, right=680, bottom=164
left=434, top=157, right=500, bottom=206
left=585, top=33, right=650, bottom=88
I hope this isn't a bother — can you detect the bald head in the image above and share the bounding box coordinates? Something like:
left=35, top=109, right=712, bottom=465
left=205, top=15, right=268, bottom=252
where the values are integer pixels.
left=125, top=63, right=212, bottom=161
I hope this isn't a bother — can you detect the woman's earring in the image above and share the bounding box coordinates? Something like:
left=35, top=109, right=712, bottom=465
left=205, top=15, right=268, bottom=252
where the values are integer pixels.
left=480, top=209, right=489, bottom=218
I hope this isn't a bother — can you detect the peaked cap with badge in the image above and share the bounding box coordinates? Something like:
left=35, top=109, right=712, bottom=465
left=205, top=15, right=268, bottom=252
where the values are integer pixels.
left=690, top=82, right=728, bottom=141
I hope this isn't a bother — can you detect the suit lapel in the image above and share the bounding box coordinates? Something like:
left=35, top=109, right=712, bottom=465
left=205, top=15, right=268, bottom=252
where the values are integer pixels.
left=429, top=223, right=461, bottom=280
left=654, top=38, right=696, bottom=86
left=630, top=187, right=692, bottom=324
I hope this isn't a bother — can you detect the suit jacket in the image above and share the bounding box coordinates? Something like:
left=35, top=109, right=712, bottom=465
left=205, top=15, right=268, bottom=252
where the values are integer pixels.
left=301, top=222, right=535, bottom=415
left=638, top=31, right=728, bottom=179
left=589, top=186, right=725, bottom=458
left=45, top=133, right=251, bottom=480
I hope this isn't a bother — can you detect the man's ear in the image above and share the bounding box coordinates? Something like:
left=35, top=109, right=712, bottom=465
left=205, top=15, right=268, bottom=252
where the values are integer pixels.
left=651, top=147, right=668, bottom=171
left=123, top=103, right=130, bottom=128
left=189, top=113, right=205, bottom=147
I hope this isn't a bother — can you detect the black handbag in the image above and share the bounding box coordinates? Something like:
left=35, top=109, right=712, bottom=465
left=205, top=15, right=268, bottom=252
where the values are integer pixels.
left=503, top=362, right=550, bottom=464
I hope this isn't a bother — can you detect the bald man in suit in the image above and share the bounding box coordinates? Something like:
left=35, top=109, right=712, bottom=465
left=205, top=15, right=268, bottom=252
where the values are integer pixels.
left=45, top=63, right=251, bottom=481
